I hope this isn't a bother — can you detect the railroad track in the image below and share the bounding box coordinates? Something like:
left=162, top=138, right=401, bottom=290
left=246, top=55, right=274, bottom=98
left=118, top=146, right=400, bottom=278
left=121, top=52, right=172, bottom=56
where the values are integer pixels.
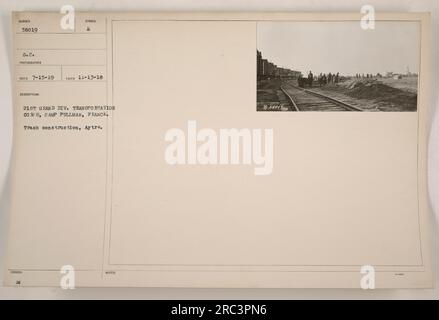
left=280, top=84, right=363, bottom=112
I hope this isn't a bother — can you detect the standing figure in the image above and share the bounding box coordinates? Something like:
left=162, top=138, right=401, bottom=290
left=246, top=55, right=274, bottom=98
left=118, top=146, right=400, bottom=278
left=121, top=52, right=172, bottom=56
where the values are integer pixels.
left=308, top=71, right=313, bottom=87
left=298, top=74, right=304, bottom=88
left=318, top=73, right=323, bottom=87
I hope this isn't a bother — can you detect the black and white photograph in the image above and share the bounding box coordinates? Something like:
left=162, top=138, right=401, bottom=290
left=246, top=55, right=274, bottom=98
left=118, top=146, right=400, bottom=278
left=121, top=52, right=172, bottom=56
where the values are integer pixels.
left=1, top=0, right=439, bottom=301
left=257, top=21, right=420, bottom=112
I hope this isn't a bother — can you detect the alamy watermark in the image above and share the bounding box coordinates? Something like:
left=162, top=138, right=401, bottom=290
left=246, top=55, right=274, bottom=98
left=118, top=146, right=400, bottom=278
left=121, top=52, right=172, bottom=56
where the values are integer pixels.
left=360, top=265, right=375, bottom=289
left=360, top=4, right=375, bottom=30
left=165, top=121, right=274, bottom=175
left=60, top=5, right=75, bottom=30
left=60, top=265, right=75, bottom=289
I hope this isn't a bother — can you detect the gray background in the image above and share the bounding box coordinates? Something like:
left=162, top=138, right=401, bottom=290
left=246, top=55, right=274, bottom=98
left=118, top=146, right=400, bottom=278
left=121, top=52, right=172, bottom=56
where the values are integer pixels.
left=0, top=0, right=438, bottom=299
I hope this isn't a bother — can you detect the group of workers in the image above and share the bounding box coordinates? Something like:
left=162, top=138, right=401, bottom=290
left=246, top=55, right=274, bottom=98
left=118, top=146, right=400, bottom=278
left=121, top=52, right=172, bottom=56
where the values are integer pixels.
left=298, top=71, right=340, bottom=88
left=316, top=72, right=340, bottom=86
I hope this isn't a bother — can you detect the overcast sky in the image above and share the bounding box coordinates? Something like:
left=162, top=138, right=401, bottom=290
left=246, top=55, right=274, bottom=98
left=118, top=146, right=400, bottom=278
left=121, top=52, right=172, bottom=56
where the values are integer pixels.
left=257, top=21, right=420, bottom=76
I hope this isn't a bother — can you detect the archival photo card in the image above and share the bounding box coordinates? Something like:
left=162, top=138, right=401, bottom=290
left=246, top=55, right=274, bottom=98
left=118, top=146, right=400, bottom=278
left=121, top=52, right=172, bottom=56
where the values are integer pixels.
left=5, top=12, right=431, bottom=289
left=257, top=21, right=420, bottom=112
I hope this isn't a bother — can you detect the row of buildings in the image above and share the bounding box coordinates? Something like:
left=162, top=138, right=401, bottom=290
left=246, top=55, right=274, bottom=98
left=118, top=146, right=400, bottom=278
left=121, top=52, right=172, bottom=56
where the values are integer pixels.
left=257, top=51, right=301, bottom=80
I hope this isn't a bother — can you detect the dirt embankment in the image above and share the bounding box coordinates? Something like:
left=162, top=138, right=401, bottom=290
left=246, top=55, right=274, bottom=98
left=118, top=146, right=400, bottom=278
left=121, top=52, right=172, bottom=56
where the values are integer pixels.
left=319, top=78, right=418, bottom=111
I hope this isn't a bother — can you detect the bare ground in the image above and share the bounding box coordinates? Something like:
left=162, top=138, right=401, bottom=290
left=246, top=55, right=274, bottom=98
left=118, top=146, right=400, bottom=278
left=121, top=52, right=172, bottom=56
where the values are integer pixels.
left=257, top=79, right=294, bottom=111
left=310, top=78, right=418, bottom=111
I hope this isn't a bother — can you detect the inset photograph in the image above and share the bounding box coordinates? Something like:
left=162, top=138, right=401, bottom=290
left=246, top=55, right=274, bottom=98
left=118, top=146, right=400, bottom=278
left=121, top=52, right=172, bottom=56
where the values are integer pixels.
left=257, top=21, right=420, bottom=112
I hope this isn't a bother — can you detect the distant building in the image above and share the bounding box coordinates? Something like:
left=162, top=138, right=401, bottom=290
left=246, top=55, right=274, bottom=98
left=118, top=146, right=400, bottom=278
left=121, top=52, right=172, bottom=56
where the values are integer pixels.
left=257, top=50, right=301, bottom=80
left=257, top=51, right=263, bottom=76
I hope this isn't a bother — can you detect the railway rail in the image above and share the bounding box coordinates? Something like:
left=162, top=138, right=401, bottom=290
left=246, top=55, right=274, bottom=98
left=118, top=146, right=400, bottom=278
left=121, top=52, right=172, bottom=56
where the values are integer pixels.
left=280, top=84, right=363, bottom=112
